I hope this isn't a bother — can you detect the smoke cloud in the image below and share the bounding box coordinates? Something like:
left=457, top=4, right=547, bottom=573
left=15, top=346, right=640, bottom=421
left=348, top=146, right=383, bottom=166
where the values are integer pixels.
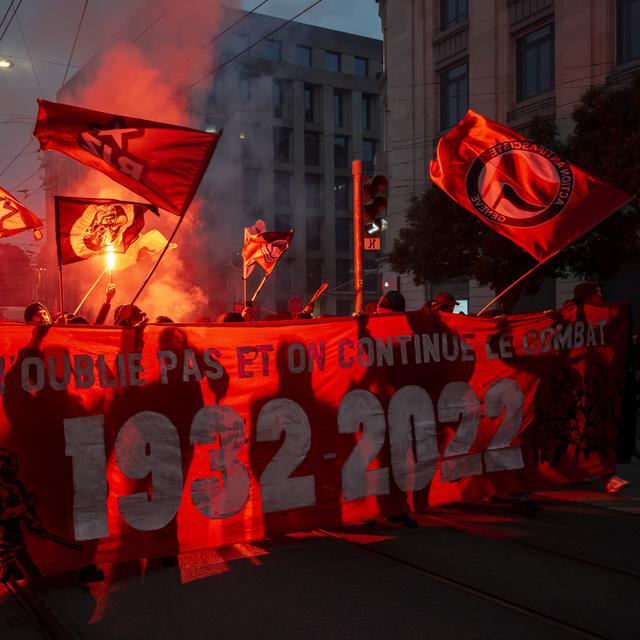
left=52, top=0, right=242, bottom=322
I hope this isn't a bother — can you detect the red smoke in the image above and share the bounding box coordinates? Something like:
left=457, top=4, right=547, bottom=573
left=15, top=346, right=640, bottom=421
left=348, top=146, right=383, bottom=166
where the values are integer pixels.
left=50, top=0, right=234, bottom=322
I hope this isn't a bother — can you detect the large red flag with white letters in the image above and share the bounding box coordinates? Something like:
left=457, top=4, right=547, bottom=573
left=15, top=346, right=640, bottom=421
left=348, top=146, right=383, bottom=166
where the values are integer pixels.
left=430, top=110, right=633, bottom=261
left=34, top=100, right=222, bottom=216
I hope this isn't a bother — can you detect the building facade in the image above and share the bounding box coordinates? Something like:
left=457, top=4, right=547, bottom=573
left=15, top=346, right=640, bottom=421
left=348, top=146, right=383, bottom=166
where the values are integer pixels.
left=199, top=10, right=384, bottom=316
left=378, top=0, right=640, bottom=313
left=45, top=6, right=384, bottom=319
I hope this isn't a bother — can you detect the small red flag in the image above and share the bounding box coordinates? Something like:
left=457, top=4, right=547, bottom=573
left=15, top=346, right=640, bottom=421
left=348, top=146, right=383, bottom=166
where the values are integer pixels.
left=55, top=196, right=158, bottom=265
left=0, top=186, right=43, bottom=240
left=34, top=100, right=222, bottom=216
left=430, top=110, right=633, bottom=262
left=242, top=227, right=293, bottom=276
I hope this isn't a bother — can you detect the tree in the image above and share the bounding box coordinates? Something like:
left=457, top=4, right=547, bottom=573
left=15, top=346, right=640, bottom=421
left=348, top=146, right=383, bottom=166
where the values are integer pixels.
left=389, top=73, right=640, bottom=310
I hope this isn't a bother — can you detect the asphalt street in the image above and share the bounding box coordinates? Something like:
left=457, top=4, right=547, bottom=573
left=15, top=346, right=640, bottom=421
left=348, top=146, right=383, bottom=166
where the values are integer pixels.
left=3, top=457, right=640, bottom=640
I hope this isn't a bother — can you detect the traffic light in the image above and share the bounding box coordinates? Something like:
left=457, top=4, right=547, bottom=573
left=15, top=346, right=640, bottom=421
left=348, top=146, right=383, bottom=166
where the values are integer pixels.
left=363, top=175, right=388, bottom=242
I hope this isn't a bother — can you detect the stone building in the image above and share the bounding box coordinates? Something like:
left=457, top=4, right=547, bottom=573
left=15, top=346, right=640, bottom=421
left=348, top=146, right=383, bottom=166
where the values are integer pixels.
left=378, top=0, right=639, bottom=313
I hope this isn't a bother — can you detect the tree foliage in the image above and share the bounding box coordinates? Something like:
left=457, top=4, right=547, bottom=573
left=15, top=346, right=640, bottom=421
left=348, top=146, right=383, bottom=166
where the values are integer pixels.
left=389, top=73, right=640, bottom=305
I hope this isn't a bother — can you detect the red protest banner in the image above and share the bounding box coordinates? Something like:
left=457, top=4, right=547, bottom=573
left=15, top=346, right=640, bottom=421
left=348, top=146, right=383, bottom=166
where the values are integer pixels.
left=430, top=110, right=633, bottom=262
left=34, top=100, right=221, bottom=216
left=0, top=303, right=629, bottom=578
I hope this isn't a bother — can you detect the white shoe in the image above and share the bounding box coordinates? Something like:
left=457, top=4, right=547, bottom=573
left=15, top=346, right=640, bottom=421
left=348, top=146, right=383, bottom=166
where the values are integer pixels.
left=604, top=475, right=630, bottom=494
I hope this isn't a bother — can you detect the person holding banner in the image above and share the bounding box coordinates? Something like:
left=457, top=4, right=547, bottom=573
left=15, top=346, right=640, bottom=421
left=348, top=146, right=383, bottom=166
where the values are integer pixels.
left=569, top=282, right=632, bottom=494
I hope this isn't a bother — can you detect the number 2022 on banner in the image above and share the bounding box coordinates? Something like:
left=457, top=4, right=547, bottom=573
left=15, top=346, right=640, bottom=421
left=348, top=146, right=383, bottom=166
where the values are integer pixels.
left=64, top=377, right=524, bottom=541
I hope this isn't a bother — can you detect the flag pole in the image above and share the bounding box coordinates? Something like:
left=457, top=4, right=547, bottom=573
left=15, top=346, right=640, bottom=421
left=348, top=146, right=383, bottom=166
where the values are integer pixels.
left=57, top=266, right=65, bottom=322
left=250, top=272, right=271, bottom=303
left=130, top=214, right=185, bottom=306
left=476, top=250, right=559, bottom=316
left=73, top=269, right=106, bottom=316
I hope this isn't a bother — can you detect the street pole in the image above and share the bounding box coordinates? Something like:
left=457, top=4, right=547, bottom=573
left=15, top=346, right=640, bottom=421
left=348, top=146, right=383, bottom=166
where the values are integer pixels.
left=352, top=159, right=363, bottom=314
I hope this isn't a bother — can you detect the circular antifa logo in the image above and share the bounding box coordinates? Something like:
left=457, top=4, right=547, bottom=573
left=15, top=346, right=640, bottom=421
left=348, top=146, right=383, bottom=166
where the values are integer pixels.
left=465, top=140, right=574, bottom=227
left=260, top=239, right=289, bottom=264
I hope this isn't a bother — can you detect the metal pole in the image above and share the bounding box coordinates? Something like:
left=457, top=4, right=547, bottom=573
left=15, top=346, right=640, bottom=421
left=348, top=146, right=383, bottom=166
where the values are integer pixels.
left=352, top=159, right=363, bottom=314
left=73, top=269, right=106, bottom=316
left=130, top=214, right=185, bottom=306
left=250, top=272, right=270, bottom=303
left=57, top=265, right=65, bottom=323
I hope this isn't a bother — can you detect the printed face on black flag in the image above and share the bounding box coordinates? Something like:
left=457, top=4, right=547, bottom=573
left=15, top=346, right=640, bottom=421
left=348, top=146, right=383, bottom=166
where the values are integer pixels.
left=54, top=196, right=159, bottom=266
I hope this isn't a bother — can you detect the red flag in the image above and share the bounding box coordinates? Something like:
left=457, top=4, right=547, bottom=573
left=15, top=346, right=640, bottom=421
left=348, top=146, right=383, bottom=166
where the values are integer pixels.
left=243, top=219, right=267, bottom=279
left=0, top=187, right=43, bottom=240
left=242, top=228, right=293, bottom=276
left=34, top=100, right=222, bottom=216
left=55, top=196, right=158, bottom=265
left=430, top=110, right=633, bottom=262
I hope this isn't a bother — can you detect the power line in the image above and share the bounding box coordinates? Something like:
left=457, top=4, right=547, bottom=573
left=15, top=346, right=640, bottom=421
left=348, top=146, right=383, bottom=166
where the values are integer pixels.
left=0, top=53, right=80, bottom=67
left=0, top=0, right=16, bottom=34
left=0, top=0, right=22, bottom=44
left=16, top=15, right=43, bottom=97
left=61, top=0, right=89, bottom=88
left=0, top=137, right=34, bottom=178
left=181, top=0, right=324, bottom=94
left=208, top=0, right=271, bottom=45
left=131, top=0, right=180, bottom=44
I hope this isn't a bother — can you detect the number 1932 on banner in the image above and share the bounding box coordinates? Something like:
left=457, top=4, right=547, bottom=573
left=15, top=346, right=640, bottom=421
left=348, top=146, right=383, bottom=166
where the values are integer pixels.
left=64, top=377, right=524, bottom=541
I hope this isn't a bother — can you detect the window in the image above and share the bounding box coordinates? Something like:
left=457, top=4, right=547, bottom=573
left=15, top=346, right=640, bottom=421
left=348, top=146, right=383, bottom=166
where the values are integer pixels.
left=334, top=177, right=350, bottom=210
left=362, top=139, right=376, bottom=165
left=274, top=171, right=291, bottom=206
left=273, top=78, right=293, bottom=119
left=304, top=83, right=320, bottom=123
left=243, top=169, right=261, bottom=205
left=362, top=93, right=375, bottom=130
left=276, top=258, right=293, bottom=293
left=297, top=45, right=312, bottom=66
left=264, top=39, right=282, bottom=61
left=306, top=258, right=323, bottom=293
left=617, top=0, right=640, bottom=64
left=275, top=213, right=291, bottom=231
left=305, top=131, right=321, bottom=166
left=333, top=90, right=348, bottom=127
left=335, top=217, right=351, bottom=251
left=516, top=24, right=554, bottom=102
left=239, top=72, right=259, bottom=102
left=326, top=50, right=341, bottom=72
left=306, top=216, right=324, bottom=250
left=336, top=259, right=352, bottom=286
left=354, top=56, right=368, bottom=77
left=364, top=259, right=378, bottom=293
left=440, top=62, right=468, bottom=130
left=336, top=299, right=353, bottom=316
left=305, top=174, right=323, bottom=208
left=440, top=0, right=468, bottom=30
left=273, top=127, right=292, bottom=163
left=334, top=135, right=349, bottom=169
left=239, top=123, right=260, bottom=163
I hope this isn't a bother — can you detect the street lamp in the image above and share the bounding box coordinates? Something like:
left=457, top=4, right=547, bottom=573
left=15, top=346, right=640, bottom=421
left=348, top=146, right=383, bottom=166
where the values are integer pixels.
left=0, top=57, right=13, bottom=69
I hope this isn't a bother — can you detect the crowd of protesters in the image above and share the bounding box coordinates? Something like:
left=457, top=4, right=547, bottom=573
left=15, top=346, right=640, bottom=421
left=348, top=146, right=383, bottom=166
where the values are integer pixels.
left=16, top=281, right=638, bottom=505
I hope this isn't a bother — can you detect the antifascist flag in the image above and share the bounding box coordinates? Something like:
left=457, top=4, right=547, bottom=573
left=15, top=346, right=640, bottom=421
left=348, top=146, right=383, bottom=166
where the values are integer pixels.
left=0, top=186, right=43, bottom=240
left=55, top=196, right=158, bottom=265
left=34, top=100, right=222, bottom=216
left=243, top=219, right=267, bottom=279
left=430, top=109, right=633, bottom=262
left=242, top=225, right=293, bottom=276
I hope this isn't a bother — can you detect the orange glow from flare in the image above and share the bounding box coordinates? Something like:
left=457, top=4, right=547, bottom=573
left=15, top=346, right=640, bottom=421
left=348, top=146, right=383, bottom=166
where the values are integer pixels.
left=105, top=245, right=116, bottom=271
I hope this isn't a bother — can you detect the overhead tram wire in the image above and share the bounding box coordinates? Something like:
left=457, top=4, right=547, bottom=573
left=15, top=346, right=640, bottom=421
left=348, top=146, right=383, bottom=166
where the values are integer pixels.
left=16, top=15, right=43, bottom=97
left=0, top=0, right=15, bottom=33
left=180, top=0, right=324, bottom=94
left=208, top=0, right=272, bottom=45
left=61, top=0, right=89, bottom=88
left=0, top=137, right=35, bottom=178
left=0, top=0, right=22, bottom=44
